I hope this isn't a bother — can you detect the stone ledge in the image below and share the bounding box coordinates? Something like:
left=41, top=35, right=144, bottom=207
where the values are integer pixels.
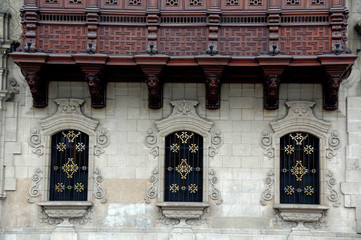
left=274, top=204, right=329, bottom=231
left=157, top=202, right=209, bottom=224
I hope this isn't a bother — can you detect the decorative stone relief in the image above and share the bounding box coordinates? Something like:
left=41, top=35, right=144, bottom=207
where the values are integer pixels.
left=326, top=130, right=341, bottom=160
left=0, top=0, right=22, bottom=41
left=145, top=168, right=159, bottom=204
left=259, top=130, right=274, bottom=161
left=29, top=128, right=44, bottom=157
left=209, top=169, right=222, bottom=205
left=94, top=168, right=107, bottom=203
left=260, top=170, right=274, bottom=206
left=209, top=130, right=222, bottom=158
left=69, top=208, right=93, bottom=225
left=94, top=128, right=110, bottom=157
left=144, top=128, right=159, bottom=160
left=326, top=170, right=341, bottom=207
left=27, top=168, right=43, bottom=203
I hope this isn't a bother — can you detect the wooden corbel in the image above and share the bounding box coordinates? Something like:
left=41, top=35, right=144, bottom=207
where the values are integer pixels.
left=140, top=65, right=163, bottom=109
left=323, top=65, right=347, bottom=110
left=202, top=66, right=224, bottom=110
left=262, top=66, right=284, bottom=110
left=79, top=64, right=106, bottom=108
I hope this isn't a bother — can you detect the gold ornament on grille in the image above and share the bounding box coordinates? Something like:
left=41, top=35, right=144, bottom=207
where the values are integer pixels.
left=284, top=145, right=294, bottom=154
left=282, top=168, right=287, bottom=173
left=304, top=186, right=314, bottom=196
left=74, top=183, right=85, bottom=192
left=62, top=158, right=79, bottom=178
left=169, top=184, right=179, bottom=193
left=188, top=184, right=198, bottom=193
left=176, top=159, right=192, bottom=179
left=189, top=144, right=199, bottom=153
left=290, top=133, right=308, bottom=145
left=55, top=183, right=65, bottom=192
left=304, top=145, right=314, bottom=154
left=67, top=185, right=72, bottom=190
left=57, top=142, right=66, bottom=152
left=76, top=142, right=86, bottom=152
left=181, top=186, right=186, bottom=191
left=284, top=185, right=294, bottom=195
left=62, top=131, right=81, bottom=143
left=291, top=160, right=308, bottom=181
left=175, top=132, right=194, bottom=144
left=170, top=143, right=180, bottom=153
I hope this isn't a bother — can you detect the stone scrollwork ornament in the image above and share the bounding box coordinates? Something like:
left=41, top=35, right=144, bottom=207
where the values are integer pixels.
left=260, top=130, right=274, bottom=161
left=260, top=170, right=274, bottom=206
left=326, top=130, right=341, bottom=160
left=29, top=128, right=44, bottom=157
left=144, top=128, right=159, bottom=160
left=27, top=168, right=43, bottom=203
left=94, top=168, right=107, bottom=203
left=326, top=170, right=341, bottom=207
left=209, top=130, right=222, bottom=158
left=94, top=128, right=110, bottom=157
left=145, top=168, right=159, bottom=204
left=209, top=169, right=222, bottom=205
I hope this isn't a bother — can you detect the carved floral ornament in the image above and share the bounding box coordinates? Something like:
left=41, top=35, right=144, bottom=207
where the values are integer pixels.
left=259, top=101, right=342, bottom=228
left=144, top=100, right=223, bottom=225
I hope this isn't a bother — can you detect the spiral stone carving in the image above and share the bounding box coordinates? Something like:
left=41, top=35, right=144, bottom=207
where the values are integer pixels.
left=94, top=168, right=107, bottom=203
left=29, top=128, right=44, bottom=157
left=260, top=170, right=274, bottom=206
left=94, top=128, right=110, bottom=157
left=260, top=130, right=274, bottom=161
left=326, top=170, right=341, bottom=207
left=209, top=169, right=222, bottom=205
left=27, top=168, right=42, bottom=203
left=326, top=130, right=341, bottom=161
left=145, top=168, right=159, bottom=204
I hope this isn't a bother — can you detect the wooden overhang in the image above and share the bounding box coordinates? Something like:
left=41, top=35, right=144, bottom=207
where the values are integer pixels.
left=10, top=0, right=357, bottom=110
left=11, top=52, right=356, bottom=110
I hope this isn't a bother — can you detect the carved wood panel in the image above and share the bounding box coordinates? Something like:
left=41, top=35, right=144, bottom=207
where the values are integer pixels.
left=38, top=25, right=87, bottom=53
left=218, top=27, right=268, bottom=55
left=98, top=26, right=147, bottom=55
left=279, top=26, right=330, bottom=55
left=158, top=27, right=207, bottom=56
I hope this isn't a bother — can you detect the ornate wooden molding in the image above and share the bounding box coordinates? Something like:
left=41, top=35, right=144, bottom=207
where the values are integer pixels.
left=323, top=65, right=347, bottom=110
left=261, top=66, right=285, bottom=110
left=202, top=66, right=224, bottom=110
left=141, top=65, right=164, bottom=109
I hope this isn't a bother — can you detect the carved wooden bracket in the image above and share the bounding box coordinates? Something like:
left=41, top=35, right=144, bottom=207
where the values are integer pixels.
left=262, top=66, right=284, bottom=110
left=80, top=64, right=106, bottom=108
left=323, top=65, right=347, bottom=110
left=141, top=65, right=163, bottom=109
left=202, top=66, right=224, bottom=110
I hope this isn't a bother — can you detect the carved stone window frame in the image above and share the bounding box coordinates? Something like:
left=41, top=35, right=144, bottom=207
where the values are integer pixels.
left=145, top=100, right=223, bottom=225
left=269, top=101, right=333, bottom=229
left=28, top=99, right=108, bottom=225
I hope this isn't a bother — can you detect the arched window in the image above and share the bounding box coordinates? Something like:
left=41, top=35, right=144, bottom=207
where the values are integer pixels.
left=164, top=131, right=203, bottom=202
left=49, top=130, right=89, bottom=201
left=280, top=132, right=319, bottom=204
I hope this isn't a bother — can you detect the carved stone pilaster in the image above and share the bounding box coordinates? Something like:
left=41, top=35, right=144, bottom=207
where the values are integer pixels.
left=80, top=64, right=106, bottom=108
left=207, top=8, right=221, bottom=55
left=267, top=9, right=281, bottom=55
left=262, top=66, right=284, bottom=110
left=146, top=9, right=159, bottom=45
left=141, top=65, right=163, bottom=109
left=20, top=5, right=38, bottom=52
left=203, top=66, right=224, bottom=110
left=330, top=7, right=351, bottom=55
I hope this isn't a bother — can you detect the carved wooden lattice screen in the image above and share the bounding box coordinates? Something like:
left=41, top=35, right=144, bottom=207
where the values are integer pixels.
left=280, top=132, right=319, bottom=204
left=50, top=130, right=89, bottom=201
left=164, top=131, right=203, bottom=202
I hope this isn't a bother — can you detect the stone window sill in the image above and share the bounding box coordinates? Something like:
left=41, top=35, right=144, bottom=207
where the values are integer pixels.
left=38, top=201, right=93, bottom=225
left=273, top=203, right=329, bottom=230
left=157, top=202, right=209, bottom=225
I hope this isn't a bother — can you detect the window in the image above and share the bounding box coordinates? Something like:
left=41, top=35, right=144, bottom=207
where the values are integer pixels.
left=50, top=130, right=89, bottom=201
left=280, top=132, right=319, bottom=204
left=164, top=131, right=203, bottom=202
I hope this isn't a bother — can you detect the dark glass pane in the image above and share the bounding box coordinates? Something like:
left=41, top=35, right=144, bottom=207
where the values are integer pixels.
left=280, top=132, right=319, bottom=204
left=50, top=130, right=89, bottom=201
left=164, top=131, right=203, bottom=202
